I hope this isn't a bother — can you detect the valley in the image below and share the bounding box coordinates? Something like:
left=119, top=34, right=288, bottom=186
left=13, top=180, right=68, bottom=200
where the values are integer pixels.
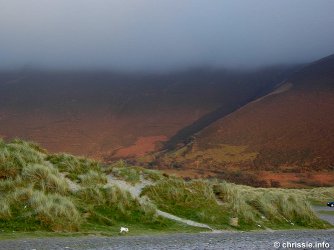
left=0, top=55, right=334, bottom=188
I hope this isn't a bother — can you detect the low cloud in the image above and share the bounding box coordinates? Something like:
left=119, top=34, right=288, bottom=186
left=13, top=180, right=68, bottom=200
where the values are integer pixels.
left=1, top=0, right=334, bottom=71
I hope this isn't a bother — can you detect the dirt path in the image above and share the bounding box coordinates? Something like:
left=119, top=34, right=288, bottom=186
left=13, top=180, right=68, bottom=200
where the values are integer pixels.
left=156, top=210, right=213, bottom=230
left=106, top=177, right=334, bottom=232
left=106, top=176, right=213, bottom=230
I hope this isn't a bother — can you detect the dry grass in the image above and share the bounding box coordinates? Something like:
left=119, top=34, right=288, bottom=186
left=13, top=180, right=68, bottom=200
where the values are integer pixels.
left=21, top=163, right=69, bottom=194
left=76, top=185, right=160, bottom=225
left=78, top=170, right=107, bottom=187
left=0, top=138, right=332, bottom=234
left=143, top=178, right=331, bottom=230
left=0, top=140, right=161, bottom=232
left=3, top=187, right=81, bottom=231
left=0, top=139, right=45, bottom=178
left=0, top=197, right=11, bottom=219
left=46, top=153, right=101, bottom=181
left=163, top=143, right=258, bottom=167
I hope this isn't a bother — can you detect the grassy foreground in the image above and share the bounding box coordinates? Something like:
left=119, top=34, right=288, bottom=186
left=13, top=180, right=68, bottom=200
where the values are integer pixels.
left=143, top=179, right=334, bottom=230
left=0, top=139, right=333, bottom=239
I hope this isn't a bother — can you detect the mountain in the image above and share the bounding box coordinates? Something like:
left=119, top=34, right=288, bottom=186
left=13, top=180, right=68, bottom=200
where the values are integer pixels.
left=0, top=67, right=292, bottom=161
left=158, top=55, right=334, bottom=188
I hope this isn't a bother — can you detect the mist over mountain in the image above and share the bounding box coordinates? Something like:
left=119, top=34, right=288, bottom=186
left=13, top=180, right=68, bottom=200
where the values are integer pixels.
left=1, top=0, right=334, bottom=71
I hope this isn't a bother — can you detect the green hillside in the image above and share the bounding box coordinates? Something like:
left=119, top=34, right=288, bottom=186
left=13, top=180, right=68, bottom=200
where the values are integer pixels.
left=0, top=139, right=332, bottom=238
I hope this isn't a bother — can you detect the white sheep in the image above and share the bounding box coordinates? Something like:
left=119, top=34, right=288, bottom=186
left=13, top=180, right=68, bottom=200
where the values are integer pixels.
left=120, top=227, right=129, bottom=233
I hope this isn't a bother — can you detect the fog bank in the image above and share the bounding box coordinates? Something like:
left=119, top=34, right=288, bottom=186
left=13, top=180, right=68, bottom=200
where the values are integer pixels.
left=1, top=0, right=334, bottom=71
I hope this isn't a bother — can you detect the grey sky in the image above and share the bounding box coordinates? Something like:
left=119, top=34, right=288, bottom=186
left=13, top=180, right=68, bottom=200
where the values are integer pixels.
left=1, top=0, right=334, bottom=71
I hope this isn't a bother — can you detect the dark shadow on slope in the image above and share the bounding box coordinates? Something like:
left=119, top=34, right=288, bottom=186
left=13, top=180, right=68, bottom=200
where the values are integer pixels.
left=162, top=66, right=301, bottom=151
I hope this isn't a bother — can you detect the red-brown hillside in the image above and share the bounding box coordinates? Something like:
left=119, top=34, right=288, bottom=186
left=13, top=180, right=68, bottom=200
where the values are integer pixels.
left=0, top=68, right=291, bottom=161
left=160, top=55, right=334, bottom=187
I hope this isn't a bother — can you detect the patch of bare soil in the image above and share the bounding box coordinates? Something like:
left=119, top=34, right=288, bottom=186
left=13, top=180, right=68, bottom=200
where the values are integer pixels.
left=114, top=136, right=168, bottom=158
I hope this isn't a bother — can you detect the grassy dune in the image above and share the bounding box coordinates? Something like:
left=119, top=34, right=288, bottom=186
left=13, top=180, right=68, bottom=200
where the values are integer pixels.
left=142, top=179, right=332, bottom=230
left=0, top=139, right=180, bottom=235
left=0, top=139, right=333, bottom=238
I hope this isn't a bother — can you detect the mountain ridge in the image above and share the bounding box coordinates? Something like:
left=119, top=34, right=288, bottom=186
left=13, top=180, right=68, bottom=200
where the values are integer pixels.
left=155, top=54, right=334, bottom=187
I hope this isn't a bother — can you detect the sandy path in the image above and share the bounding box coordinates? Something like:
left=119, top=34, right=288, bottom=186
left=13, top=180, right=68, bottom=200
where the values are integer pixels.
left=106, top=176, right=213, bottom=230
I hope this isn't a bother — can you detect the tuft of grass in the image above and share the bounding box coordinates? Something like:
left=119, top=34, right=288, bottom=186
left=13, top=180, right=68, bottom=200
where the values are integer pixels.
left=21, top=163, right=69, bottom=195
left=301, top=187, right=334, bottom=205
left=142, top=178, right=230, bottom=229
left=78, top=170, right=107, bottom=187
left=46, top=153, right=101, bottom=181
left=143, top=178, right=331, bottom=230
left=75, top=187, right=106, bottom=206
left=0, top=139, right=45, bottom=179
left=0, top=197, right=11, bottom=219
left=213, top=181, right=256, bottom=225
left=214, top=182, right=330, bottom=229
left=110, top=166, right=141, bottom=184
left=75, top=185, right=160, bottom=226
left=28, top=191, right=82, bottom=231
left=0, top=177, right=24, bottom=193
left=142, top=169, right=164, bottom=181
left=105, top=161, right=164, bottom=183
left=3, top=187, right=81, bottom=231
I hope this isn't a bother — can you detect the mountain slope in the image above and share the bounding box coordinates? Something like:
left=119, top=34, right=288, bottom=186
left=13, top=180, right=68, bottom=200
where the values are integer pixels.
left=0, top=67, right=292, bottom=161
left=160, top=55, right=334, bottom=187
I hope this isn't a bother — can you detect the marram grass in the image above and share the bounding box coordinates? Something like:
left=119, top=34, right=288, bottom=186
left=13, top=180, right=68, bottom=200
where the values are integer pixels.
left=0, top=139, right=332, bottom=236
